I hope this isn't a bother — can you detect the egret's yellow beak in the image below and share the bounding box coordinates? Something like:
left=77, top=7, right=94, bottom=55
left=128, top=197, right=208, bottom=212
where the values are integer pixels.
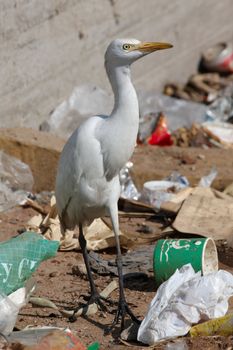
left=134, top=42, right=173, bottom=52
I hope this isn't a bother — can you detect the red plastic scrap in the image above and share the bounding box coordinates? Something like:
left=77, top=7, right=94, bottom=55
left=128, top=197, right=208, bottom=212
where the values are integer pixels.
left=147, top=113, right=173, bottom=146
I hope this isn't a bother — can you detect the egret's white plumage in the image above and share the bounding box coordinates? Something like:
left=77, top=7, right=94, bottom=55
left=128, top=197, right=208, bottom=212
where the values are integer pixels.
left=55, top=38, right=172, bottom=328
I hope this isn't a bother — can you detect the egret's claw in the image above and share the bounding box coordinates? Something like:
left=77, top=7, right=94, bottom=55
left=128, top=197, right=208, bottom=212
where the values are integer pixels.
left=105, top=298, right=141, bottom=334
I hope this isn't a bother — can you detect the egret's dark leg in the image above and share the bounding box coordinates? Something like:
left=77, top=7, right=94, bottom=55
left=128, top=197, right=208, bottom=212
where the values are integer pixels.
left=70, top=224, right=114, bottom=322
left=61, top=203, right=107, bottom=310
left=78, top=223, right=98, bottom=298
left=76, top=224, right=112, bottom=312
left=107, top=205, right=141, bottom=331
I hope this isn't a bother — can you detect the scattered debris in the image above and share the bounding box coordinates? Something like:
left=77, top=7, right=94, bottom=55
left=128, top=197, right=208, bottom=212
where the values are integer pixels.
left=138, top=113, right=173, bottom=146
left=198, top=167, right=218, bottom=187
left=0, top=279, right=35, bottom=335
left=6, top=329, right=99, bottom=350
left=171, top=123, right=223, bottom=148
left=201, top=121, right=233, bottom=147
left=119, top=162, right=140, bottom=200
left=141, top=179, right=187, bottom=209
left=205, top=83, right=233, bottom=123
left=190, top=312, right=233, bottom=337
left=138, top=264, right=233, bottom=345
left=138, top=91, right=208, bottom=142
left=7, top=327, right=69, bottom=347
left=29, top=280, right=118, bottom=319
left=164, top=72, right=233, bottom=104
left=153, top=238, right=218, bottom=287
left=0, top=231, right=59, bottom=295
left=41, top=84, right=112, bottom=139
left=200, top=42, right=233, bottom=74
left=0, top=152, right=34, bottom=212
left=26, top=196, right=163, bottom=251
left=120, top=321, right=140, bottom=342
left=172, top=187, right=233, bottom=240
left=89, top=246, right=154, bottom=276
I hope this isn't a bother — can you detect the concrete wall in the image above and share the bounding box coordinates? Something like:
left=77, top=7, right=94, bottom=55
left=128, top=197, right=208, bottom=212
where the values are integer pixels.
left=0, top=0, right=233, bottom=129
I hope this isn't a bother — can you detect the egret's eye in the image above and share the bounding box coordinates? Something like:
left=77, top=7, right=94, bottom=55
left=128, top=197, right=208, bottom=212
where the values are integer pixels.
left=122, top=44, right=131, bottom=51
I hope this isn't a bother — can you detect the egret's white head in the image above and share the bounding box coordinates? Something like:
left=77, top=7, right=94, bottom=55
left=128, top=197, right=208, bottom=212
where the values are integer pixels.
left=105, top=38, right=173, bottom=67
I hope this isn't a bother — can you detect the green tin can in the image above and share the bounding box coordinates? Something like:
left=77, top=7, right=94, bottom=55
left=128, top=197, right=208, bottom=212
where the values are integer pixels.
left=154, top=238, right=218, bottom=287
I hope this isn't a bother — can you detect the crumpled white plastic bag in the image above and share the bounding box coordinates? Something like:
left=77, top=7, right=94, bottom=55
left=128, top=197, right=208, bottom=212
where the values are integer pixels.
left=137, top=264, right=233, bottom=345
left=0, top=279, right=35, bottom=335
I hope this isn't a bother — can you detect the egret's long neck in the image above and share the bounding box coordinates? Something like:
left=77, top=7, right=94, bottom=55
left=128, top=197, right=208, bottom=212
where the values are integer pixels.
left=106, top=64, right=139, bottom=119
left=101, top=62, right=139, bottom=178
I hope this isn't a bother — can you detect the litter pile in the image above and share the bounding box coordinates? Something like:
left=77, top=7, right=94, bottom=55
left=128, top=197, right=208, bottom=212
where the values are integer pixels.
left=139, top=42, right=233, bottom=149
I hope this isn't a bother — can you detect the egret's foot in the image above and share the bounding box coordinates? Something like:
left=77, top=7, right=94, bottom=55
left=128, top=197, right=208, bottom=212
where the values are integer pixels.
left=88, top=292, right=114, bottom=310
left=69, top=292, right=115, bottom=322
left=81, top=292, right=115, bottom=307
left=105, top=298, right=141, bottom=334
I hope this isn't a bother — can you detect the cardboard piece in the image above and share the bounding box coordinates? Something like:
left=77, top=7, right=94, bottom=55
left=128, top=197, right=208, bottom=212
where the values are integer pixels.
left=27, top=196, right=159, bottom=251
left=172, top=187, right=233, bottom=240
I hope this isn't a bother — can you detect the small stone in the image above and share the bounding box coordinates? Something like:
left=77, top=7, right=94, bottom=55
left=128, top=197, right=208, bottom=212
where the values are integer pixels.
left=49, top=271, right=58, bottom=278
left=197, top=154, right=205, bottom=160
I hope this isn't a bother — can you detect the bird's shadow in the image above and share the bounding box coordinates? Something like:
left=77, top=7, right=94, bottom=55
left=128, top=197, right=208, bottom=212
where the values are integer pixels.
left=81, top=315, right=143, bottom=346
left=123, top=274, right=156, bottom=293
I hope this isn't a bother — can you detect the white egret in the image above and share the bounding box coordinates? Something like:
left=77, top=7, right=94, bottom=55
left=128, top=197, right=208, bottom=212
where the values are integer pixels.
left=55, top=38, right=172, bottom=329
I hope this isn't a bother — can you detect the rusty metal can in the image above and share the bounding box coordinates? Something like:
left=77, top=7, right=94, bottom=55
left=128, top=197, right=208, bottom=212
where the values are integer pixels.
left=201, top=42, right=233, bottom=73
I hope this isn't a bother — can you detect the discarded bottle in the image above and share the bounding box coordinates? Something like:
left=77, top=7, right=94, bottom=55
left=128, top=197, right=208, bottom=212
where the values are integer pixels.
left=190, top=313, right=233, bottom=337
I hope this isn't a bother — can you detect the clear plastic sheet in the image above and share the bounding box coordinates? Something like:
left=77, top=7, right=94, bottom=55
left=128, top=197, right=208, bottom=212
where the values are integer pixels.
left=119, top=162, right=140, bottom=200
left=41, top=84, right=112, bottom=139
left=0, top=152, right=34, bottom=212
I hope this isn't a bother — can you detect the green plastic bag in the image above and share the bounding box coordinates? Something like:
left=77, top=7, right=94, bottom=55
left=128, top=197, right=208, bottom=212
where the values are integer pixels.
left=0, top=231, right=59, bottom=295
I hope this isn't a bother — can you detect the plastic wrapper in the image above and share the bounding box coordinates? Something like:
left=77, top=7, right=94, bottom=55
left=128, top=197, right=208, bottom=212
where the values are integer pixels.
left=7, top=328, right=100, bottom=349
left=0, top=231, right=59, bottom=295
left=147, top=113, right=173, bottom=146
left=137, top=112, right=158, bottom=144
left=165, top=171, right=190, bottom=187
left=138, top=91, right=207, bottom=132
left=42, top=84, right=112, bottom=139
left=205, top=83, right=233, bottom=123
left=137, top=264, right=233, bottom=345
left=0, top=279, right=35, bottom=335
left=203, top=84, right=233, bottom=147
left=198, top=167, right=218, bottom=187
left=0, top=151, right=34, bottom=212
left=20, top=330, right=99, bottom=350
left=119, top=162, right=140, bottom=200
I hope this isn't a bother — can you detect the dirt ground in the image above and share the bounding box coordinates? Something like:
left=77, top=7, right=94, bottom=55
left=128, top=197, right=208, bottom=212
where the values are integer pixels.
left=0, top=146, right=233, bottom=349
